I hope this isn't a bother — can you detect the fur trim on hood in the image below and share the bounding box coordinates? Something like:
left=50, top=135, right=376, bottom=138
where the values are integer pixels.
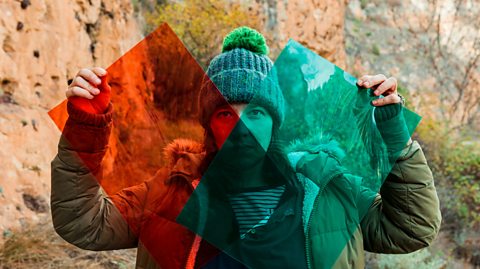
left=287, top=135, right=346, bottom=162
left=163, top=138, right=205, bottom=168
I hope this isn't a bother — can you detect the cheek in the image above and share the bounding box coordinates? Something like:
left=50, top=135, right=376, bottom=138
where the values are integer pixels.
left=251, top=120, right=273, bottom=151
left=258, top=129, right=273, bottom=150
left=209, top=118, right=238, bottom=148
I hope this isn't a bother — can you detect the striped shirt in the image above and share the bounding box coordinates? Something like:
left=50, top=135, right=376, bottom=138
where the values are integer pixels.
left=227, top=185, right=286, bottom=238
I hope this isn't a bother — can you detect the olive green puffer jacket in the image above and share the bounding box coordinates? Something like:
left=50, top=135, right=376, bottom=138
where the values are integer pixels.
left=51, top=103, right=441, bottom=268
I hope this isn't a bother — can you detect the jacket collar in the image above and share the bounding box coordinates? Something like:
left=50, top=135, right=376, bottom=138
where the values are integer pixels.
left=164, top=138, right=347, bottom=236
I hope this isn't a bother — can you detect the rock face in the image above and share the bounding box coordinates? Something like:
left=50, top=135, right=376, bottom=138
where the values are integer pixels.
left=345, top=0, right=480, bottom=130
left=260, top=0, right=348, bottom=68
left=0, top=0, right=141, bottom=237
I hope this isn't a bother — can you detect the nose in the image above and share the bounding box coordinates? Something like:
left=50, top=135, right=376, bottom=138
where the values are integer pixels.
left=230, top=118, right=252, bottom=141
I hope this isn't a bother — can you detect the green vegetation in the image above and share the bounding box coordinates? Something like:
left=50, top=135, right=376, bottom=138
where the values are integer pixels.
left=372, top=44, right=380, bottom=55
left=144, top=0, right=264, bottom=68
left=360, top=0, right=368, bottom=9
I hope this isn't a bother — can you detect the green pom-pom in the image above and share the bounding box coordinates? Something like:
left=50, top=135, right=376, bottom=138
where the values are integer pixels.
left=222, top=26, right=269, bottom=55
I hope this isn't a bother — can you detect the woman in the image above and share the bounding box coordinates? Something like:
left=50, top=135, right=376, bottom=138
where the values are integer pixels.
left=51, top=27, right=441, bottom=268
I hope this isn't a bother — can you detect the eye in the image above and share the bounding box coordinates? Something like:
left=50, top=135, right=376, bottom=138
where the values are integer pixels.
left=245, top=108, right=268, bottom=120
left=249, top=109, right=265, bottom=116
left=215, top=110, right=234, bottom=118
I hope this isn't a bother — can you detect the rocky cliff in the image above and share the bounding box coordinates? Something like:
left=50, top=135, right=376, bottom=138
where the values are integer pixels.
left=264, top=0, right=348, bottom=68
left=0, top=0, right=141, bottom=238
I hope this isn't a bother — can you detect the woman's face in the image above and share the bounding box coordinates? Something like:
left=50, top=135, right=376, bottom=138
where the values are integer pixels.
left=209, top=103, right=273, bottom=152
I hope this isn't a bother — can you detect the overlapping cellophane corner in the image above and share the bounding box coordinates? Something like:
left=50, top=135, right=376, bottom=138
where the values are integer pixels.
left=177, top=39, right=420, bottom=268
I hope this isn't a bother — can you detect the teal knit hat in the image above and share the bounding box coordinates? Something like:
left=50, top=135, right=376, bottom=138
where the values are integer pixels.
left=198, top=26, right=285, bottom=129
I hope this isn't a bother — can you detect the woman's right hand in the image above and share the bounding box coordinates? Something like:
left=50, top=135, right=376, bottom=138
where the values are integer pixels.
left=66, top=67, right=111, bottom=114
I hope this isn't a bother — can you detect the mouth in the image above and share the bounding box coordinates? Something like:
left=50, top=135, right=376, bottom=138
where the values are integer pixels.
left=231, top=143, right=257, bottom=150
left=235, top=138, right=257, bottom=146
left=219, top=144, right=256, bottom=156
left=219, top=139, right=263, bottom=154
left=238, top=142, right=255, bottom=147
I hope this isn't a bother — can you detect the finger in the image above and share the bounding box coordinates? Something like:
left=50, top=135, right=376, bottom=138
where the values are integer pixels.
left=71, top=76, right=100, bottom=95
left=374, top=77, right=397, bottom=96
left=371, top=94, right=401, bottom=106
left=362, top=74, right=387, bottom=88
left=91, top=67, right=107, bottom=77
left=357, top=75, right=372, bottom=87
left=78, top=68, right=102, bottom=85
left=67, top=86, right=94, bottom=99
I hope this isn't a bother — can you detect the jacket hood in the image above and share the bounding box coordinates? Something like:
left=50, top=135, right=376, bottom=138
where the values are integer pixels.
left=286, top=135, right=347, bottom=189
left=287, top=135, right=346, bottom=162
left=163, top=139, right=205, bottom=182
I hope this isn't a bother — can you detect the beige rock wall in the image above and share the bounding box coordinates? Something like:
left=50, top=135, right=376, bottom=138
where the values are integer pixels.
left=261, top=0, right=348, bottom=68
left=0, top=0, right=142, bottom=236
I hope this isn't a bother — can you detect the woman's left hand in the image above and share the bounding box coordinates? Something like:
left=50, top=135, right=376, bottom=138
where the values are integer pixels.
left=356, top=74, right=402, bottom=106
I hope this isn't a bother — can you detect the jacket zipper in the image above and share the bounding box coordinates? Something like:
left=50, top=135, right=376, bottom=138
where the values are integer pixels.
left=305, top=172, right=343, bottom=269
left=185, top=235, right=202, bottom=269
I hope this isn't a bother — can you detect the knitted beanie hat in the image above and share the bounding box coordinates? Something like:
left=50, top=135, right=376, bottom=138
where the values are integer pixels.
left=198, top=26, right=285, bottom=129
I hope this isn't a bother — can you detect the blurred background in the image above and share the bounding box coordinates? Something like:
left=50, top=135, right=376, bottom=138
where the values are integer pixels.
left=0, top=0, right=478, bottom=268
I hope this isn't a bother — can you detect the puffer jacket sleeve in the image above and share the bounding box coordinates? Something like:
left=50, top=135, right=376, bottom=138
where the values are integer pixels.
left=51, top=102, right=143, bottom=250
left=358, top=140, right=442, bottom=253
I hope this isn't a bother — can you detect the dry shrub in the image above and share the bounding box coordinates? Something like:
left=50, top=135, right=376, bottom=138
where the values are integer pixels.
left=0, top=218, right=136, bottom=269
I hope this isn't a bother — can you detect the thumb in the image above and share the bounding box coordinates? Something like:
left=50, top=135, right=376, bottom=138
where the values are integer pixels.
left=90, top=75, right=111, bottom=114
left=99, top=75, right=111, bottom=94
